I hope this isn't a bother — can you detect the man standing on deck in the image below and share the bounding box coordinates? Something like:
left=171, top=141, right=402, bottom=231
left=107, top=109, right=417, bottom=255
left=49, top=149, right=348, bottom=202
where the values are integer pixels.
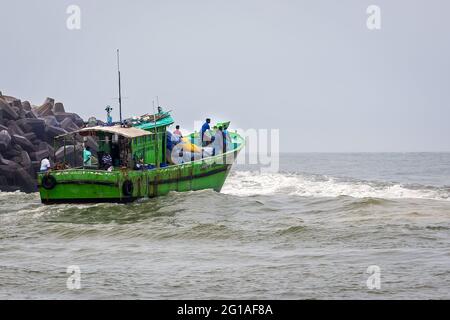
left=83, top=146, right=92, bottom=167
left=40, top=157, right=51, bottom=172
left=213, top=126, right=224, bottom=156
left=201, top=118, right=211, bottom=147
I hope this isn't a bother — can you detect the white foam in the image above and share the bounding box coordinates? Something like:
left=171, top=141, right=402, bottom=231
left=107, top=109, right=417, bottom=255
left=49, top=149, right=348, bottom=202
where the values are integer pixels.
left=222, top=171, right=450, bottom=201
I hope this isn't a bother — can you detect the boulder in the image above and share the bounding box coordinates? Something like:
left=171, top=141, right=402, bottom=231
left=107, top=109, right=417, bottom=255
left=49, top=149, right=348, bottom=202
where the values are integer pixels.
left=16, top=118, right=33, bottom=133
left=0, top=175, right=7, bottom=188
left=43, top=115, right=59, bottom=127
left=30, top=149, right=49, bottom=162
left=5, top=144, right=23, bottom=158
left=7, top=121, right=25, bottom=136
left=45, top=125, right=67, bottom=139
left=0, top=153, right=19, bottom=168
left=12, top=134, right=36, bottom=153
left=15, top=167, right=36, bottom=193
left=60, top=117, right=79, bottom=132
left=23, top=132, right=37, bottom=142
left=43, top=97, right=55, bottom=106
left=55, top=112, right=84, bottom=127
left=55, top=144, right=83, bottom=166
left=11, top=99, right=23, bottom=109
left=0, top=130, right=12, bottom=152
left=53, top=102, right=65, bottom=113
left=20, top=151, right=32, bottom=169
left=25, top=110, right=38, bottom=119
left=0, top=98, right=19, bottom=120
left=26, top=118, right=46, bottom=135
left=38, top=105, right=54, bottom=117
left=22, top=101, right=32, bottom=111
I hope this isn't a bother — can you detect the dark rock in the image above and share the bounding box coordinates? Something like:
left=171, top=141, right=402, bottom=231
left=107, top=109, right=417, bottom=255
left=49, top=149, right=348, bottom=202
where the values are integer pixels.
left=16, top=118, right=33, bottom=133
left=0, top=175, right=7, bottom=187
left=43, top=115, right=59, bottom=127
left=26, top=118, right=46, bottom=134
left=23, top=132, right=37, bottom=141
left=0, top=93, right=91, bottom=192
left=11, top=99, right=22, bottom=109
left=0, top=153, right=19, bottom=168
left=20, top=151, right=32, bottom=169
left=30, top=149, right=49, bottom=162
left=55, top=112, right=84, bottom=127
left=7, top=121, right=25, bottom=136
left=25, top=110, right=38, bottom=119
left=5, top=144, right=23, bottom=158
left=12, top=134, right=36, bottom=153
left=15, top=167, right=36, bottom=193
left=0, top=98, right=19, bottom=120
left=45, top=125, right=67, bottom=139
left=22, top=101, right=32, bottom=111
left=60, top=117, right=79, bottom=133
left=0, top=130, right=12, bottom=152
left=55, top=144, right=83, bottom=167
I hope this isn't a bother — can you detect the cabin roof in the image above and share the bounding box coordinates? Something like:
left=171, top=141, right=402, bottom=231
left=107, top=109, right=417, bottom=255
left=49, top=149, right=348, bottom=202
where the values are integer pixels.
left=56, top=125, right=153, bottom=139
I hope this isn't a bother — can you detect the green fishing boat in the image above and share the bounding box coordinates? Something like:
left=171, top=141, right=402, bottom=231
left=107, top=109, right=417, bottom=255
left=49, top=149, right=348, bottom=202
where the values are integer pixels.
left=37, top=51, right=244, bottom=204
left=37, top=111, right=244, bottom=204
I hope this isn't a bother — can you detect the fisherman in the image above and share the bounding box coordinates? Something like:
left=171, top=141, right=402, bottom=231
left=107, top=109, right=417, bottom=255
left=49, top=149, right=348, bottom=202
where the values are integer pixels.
left=201, top=118, right=212, bottom=147
left=213, top=126, right=224, bottom=156
left=40, top=156, right=51, bottom=172
left=222, top=127, right=231, bottom=153
left=102, top=153, right=113, bottom=170
left=173, top=125, right=183, bottom=138
left=83, top=146, right=92, bottom=167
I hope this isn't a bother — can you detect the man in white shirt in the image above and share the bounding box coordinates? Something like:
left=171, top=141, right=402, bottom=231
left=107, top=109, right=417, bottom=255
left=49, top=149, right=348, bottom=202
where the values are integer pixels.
left=40, top=157, right=51, bottom=172
left=213, top=126, right=224, bottom=156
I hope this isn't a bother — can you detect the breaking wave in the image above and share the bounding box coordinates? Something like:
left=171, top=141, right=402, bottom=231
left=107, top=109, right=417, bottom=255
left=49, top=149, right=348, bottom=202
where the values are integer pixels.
left=222, top=171, right=450, bottom=201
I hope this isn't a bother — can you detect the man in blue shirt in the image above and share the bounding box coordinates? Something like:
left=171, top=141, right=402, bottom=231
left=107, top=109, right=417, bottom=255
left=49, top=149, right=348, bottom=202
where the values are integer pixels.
left=201, top=118, right=211, bottom=147
left=83, top=146, right=92, bottom=167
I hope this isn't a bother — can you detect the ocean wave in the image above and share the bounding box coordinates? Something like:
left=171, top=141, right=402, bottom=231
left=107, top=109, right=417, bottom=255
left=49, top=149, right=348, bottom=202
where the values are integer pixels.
left=222, top=171, right=450, bottom=201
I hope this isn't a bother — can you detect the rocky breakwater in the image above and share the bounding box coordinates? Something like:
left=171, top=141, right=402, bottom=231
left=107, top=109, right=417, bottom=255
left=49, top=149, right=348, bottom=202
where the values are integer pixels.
left=0, top=92, right=96, bottom=193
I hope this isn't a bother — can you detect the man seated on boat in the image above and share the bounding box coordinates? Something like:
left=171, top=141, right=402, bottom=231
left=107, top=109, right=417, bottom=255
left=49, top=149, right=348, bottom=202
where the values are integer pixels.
left=102, top=153, right=113, bottom=170
left=173, top=125, right=183, bottom=138
left=83, top=146, right=92, bottom=167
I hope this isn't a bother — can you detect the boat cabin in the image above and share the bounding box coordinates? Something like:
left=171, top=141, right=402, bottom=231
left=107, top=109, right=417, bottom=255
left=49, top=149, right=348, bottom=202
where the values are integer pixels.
left=54, top=125, right=166, bottom=170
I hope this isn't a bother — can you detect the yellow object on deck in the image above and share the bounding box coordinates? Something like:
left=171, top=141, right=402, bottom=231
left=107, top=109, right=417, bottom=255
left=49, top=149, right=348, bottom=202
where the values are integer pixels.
left=180, top=138, right=202, bottom=153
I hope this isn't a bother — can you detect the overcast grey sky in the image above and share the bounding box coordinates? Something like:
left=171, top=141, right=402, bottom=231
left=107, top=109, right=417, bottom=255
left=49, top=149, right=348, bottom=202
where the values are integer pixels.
left=1, top=0, right=449, bottom=152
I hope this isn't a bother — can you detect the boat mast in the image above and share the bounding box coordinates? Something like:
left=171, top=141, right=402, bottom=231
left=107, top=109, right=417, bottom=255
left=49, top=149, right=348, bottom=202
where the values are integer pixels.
left=117, top=49, right=123, bottom=126
left=153, top=100, right=160, bottom=168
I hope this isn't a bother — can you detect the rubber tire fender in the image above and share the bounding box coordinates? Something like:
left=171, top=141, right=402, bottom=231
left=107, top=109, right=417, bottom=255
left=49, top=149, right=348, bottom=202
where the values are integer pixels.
left=42, top=175, right=57, bottom=190
left=122, top=180, right=134, bottom=197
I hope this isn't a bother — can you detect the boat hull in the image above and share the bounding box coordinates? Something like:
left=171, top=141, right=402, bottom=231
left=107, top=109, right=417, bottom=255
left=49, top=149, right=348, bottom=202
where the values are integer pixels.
left=38, top=154, right=236, bottom=204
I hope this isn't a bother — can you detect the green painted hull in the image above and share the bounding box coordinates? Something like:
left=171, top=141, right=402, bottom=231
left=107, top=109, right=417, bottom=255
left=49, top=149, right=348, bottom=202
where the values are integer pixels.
left=38, top=133, right=244, bottom=204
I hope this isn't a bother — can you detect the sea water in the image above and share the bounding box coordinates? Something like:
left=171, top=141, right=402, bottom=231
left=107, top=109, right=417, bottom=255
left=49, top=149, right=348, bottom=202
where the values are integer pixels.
left=0, top=153, right=449, bottom=299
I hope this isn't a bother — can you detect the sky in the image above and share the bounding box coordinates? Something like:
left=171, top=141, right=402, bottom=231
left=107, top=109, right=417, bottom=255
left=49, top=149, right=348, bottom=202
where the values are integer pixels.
left=1, top=0, right=449, bottom=152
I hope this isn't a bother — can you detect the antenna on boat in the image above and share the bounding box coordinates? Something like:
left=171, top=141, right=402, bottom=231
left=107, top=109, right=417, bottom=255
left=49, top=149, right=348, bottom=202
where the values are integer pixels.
left=156, top=96, right=162, bottom=113
left=152, top=99, right=160, bottom=168
left=117, top=49, right=123, bottom=126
